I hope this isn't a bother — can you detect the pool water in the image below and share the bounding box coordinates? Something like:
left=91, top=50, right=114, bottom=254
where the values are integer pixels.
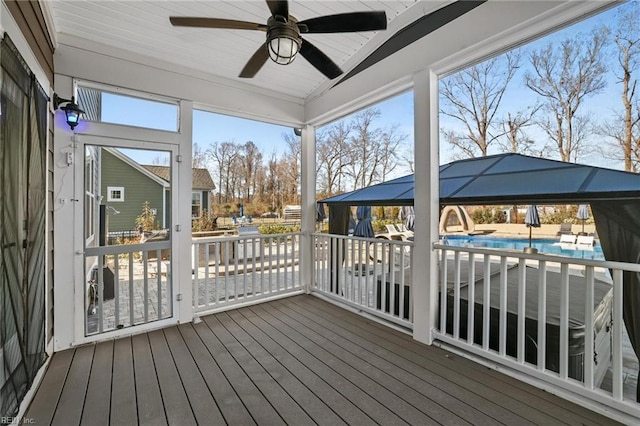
left=443, top=235, right=605, bottom=261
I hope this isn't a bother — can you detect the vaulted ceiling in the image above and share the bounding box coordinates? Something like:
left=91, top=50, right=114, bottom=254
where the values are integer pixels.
left=43, top=1, right=612, bottom=124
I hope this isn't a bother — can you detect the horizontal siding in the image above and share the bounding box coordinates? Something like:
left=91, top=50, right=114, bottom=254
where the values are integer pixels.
left=100, top=149, right=165, bottom=233
left=5, top=0, right=54, bottom=82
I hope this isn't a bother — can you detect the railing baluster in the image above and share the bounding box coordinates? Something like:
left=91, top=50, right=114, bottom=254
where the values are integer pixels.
left=559, top=263, right=569, bottom=379
left=114, top=255, right=120, bottom=328
left=537, top=261, right=547, bottom=372
left=584, top=265, right=595, bottom=389
left=193, top=242, right=200, bottom=308
left=440, top=248, right=447, bottom=334
left=499, top=256, right=508, bottom=356
left=612, top=269, right=623, bottom=400
left=517, top=258, right=526, bottom=363
left=129, top=252, right=134, bottom=326
left=481, top=256, right=490, bottom=350
left=205, top=242, right=210, bottom=306
left=467, top=253, right=475, bottom=345
left=98, top=256, right=104, bottom=333
left=143, top=250, right=149, bottom=323
left=453, top=251, right=461, bottom=339
left=157, top=254, right=162, bottom=319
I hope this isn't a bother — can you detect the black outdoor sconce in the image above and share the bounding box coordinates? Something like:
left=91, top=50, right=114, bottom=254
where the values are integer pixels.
left=53, top=93, right=85, bottom=130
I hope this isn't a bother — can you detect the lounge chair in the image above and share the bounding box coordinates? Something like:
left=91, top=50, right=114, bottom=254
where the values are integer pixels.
left=556, top=234, right=577, bottom=244
left=556, top=223, right=573, bottom=236
left=383, top=224, right=404, bottom=240
left=576, top=235, right=595, bottom=246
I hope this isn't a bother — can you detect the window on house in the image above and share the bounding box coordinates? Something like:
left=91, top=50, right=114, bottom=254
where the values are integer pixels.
left=84, top=147, right=99, bottom=243
left=107, top=186, right=125, bottom=202
left=192, top=192, right=202, bottom=218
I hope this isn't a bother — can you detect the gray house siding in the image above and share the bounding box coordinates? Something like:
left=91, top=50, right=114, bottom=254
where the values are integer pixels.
left=100, top=150, right=165, bottom=233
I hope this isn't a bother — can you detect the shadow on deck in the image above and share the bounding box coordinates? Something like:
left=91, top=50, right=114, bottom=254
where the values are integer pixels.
left=26, top=295, right=620, bottom=425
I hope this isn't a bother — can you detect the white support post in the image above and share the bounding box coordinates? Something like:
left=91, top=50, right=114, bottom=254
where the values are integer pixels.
left=177, top=100, right=194, bottom=324
left=300, top=124, right=316, bottom=294
left=412, top=69, right=440, bottom=345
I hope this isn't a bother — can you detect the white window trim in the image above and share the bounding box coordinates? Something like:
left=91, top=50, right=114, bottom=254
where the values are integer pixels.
left=107, top=186, right=125, bottom=202
left=192, top=191, right=202, bottom=219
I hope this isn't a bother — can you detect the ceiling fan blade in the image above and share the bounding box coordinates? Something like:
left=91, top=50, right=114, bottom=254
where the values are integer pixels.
left=239, top=45, right=269, bottom=78
left=299, top=39, right=342, bottom=80
left=170, top=17, right=266, bottom=31
left=266, top=0, right=288, bottom=18
left=297, top=11, right=387, bottom=33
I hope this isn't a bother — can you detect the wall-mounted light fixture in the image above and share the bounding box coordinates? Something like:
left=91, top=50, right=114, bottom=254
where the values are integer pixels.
left=53, top=94, right=85, bottom=130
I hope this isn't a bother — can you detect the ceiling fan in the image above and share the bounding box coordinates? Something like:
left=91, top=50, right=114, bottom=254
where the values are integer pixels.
left=170, top=0, right=387, bottom=80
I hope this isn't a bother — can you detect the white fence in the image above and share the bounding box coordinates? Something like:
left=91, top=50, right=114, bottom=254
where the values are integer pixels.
left=434, top=243, right=640, bottom=419
left=192, top=232, right=303, bottom=314
left=312, top=233, right=414, bottom=329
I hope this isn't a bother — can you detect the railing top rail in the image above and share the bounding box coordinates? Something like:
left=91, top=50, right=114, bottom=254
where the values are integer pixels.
left=434, top=242, right=640, bottom=272
left=313, top=232, right=414, bottom=246
left=85, top=240, right=170, bottom=256
left=192, top=231, right=302, bottom=244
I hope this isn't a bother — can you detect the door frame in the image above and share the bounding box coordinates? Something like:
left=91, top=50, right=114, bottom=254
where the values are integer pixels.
left=72, top=134, right=181, bottom=345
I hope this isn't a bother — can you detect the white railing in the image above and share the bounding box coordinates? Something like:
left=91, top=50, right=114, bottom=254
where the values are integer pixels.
left=312, top=233, right=414, bottom=329
left=84, top=240, right=172, bottom=335
left=192, top=232, right=302, bottom=314
left=434, top=243, right=640, bottom=419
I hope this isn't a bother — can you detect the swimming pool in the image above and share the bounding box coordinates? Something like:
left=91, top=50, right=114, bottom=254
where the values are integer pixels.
left=442, top=235, right=605, bottom=261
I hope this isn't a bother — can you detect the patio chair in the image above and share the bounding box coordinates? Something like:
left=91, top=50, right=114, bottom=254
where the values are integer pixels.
left=555, top=234, right=577, bottom=245
left=556, top=223, right=573, bottom=236
left=384, top=224, right=404, bottom=240
left=576, top=235, right=595, bottom=246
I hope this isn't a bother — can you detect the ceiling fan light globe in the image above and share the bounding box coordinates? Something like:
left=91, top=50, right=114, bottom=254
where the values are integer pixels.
left=268, top=36, right=299, bottom=65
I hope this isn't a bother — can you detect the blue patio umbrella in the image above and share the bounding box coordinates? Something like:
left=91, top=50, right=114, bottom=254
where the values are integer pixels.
left=577, top=204, right=589, bottom=234
left=239, top=203, right=244, bottom=217
left=316, top=202, right=326, bottom=222
left=525, top=204, right=541, bottom=248
left=353, top=205, right=374, bottom=238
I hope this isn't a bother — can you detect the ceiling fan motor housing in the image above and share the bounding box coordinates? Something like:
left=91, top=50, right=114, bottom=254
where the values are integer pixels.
left=266, top=16, right=301, bottom=65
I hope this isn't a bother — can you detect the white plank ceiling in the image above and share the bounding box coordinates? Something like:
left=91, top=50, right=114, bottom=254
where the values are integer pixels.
left=48, top=0, right=419, bottom=100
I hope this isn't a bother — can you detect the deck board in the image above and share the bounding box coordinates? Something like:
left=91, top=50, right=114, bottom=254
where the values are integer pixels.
left=217, top=311, right=345, bottom=425
left=162, top=325, right=226, bottom=425
left=147, top=329, right=196, bottom=425
left=299, top=295, right=620, bottom=426
left=273, top=297, right=528, bottom=425
left=110, top=337, right=137, bottom=426
left=25, top=349, right=73, bottom=422
left=80, top=340, right=113, bottom=426
left=51, top=345, right=93, bottom=426
left=131, top=333, right=167, bottom=426
left=26, top=294, right=624, bottom=426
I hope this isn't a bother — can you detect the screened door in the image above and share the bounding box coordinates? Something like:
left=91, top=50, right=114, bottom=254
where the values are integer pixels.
left=82, top=143, right=176, bottom=336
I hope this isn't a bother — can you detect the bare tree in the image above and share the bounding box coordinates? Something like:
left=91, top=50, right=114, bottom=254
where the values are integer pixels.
left=239, top=141, right=263, bottom=200
left=600, top=4, right=640, bottom=171
left=207, top=141, right=241, bottom=203
left=497, top=105, right=541, bottom=154
left=440, top=51, right=522, bottom=158
left=281, top=132, right=301, bottom=204
left=346, top=108, right=405, bottom=189
left=525, top=27, right=609, bottom=162
left=316, top=121, right=351, bottom=195
left=192, top=143, right=208, bottom=168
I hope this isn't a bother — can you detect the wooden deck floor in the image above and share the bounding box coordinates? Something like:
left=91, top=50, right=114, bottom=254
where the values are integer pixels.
left=26, top=294, right=620, bottom=425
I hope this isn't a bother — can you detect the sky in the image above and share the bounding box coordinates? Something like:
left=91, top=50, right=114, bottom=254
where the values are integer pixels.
left=99, top=2, right=631, bottom=174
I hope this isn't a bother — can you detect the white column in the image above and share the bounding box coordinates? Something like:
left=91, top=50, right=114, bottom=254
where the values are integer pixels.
left=412, top=69, right=440, bottom=345
left=300, top=124, right=316, bottom=294
left=177, top=100, right=194, bottom=323
left=53, top=75, right=80, bottom=351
